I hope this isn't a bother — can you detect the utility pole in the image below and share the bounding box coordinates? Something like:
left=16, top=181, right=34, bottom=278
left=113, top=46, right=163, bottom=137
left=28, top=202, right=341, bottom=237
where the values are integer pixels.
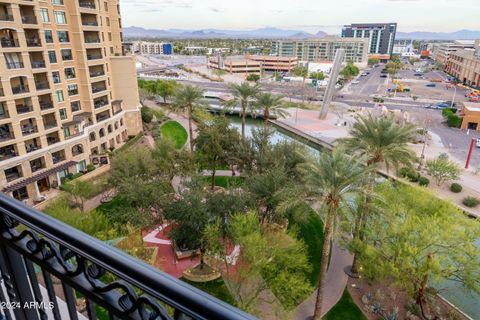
left=319, top=49, right=345, bottom=120
left=465, top=138, right=476, bottom=169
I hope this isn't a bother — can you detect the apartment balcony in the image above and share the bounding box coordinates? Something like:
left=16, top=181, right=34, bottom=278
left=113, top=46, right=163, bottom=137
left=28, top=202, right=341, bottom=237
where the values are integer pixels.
left=35, top=82, right=50, bottom=91
left=0, top=88, right=4, bottom=97
left=0, top=103, right=9, bottom=119
left=46, top=132, right=60, bottom=146
left=25, top=137, right=41, bottom=153
left=26, top=38, right=41, bottom=47
left=4, top=166, right=22, bottom=182
left=0, top=194, right=253, bottom=320
left=0, top=144, right=17, bottom=161
left=15, top=104, right=33, bottom=115
left=1, top=38, right=19, bottom=48
left=52, top=150, right=66, bottom=164
left=20, top=118, right=38, bottom=136
left=31, top=60, right=46, bottom=69
left=0, top=7, right=13, bottom=21
left=0, top=124, right=14, bottom=142
left=79, top=0, right=96, bottom=9
left=94, top=96, right=109, bottom=109
left=21, top=15, right=37, bottom=24
left=5, top=61, right=24, bottom=70
left=11, top=85, right=29, bottom=95
left=30, top=157, right=46, bottom=172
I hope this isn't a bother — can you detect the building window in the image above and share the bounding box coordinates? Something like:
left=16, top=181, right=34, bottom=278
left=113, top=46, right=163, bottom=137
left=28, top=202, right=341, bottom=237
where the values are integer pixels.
left=45, top=30, right=53, bottom=43
left=52, top=0, right=64, bottom=4
left=64, top=67, right=75, bottom=79
left=54, top=11, right=66, bottom=24
left=76, top=160, right=86, bottom=173
left=55, top=90, right=64, bottom=103
left=52, top=71, right=61, bottom=84
left=40, top=8, right=50, bottom=23
left=57, top=31, right=69, bottom=42
left=104, top=2, right=108, bottom=11
left=59, top=108, right=67, bottom=120
left=61, top=49, right=72, bottom=61
left=71, top=101, right=81, bottom=112
left=67, top=84, right=78, bottom=96
left=48, top=51, right=57, bottom=63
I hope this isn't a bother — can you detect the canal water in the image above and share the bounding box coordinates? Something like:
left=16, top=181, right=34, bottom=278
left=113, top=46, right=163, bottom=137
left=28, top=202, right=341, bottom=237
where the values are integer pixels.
left=227, top=115, right=480, bottom=319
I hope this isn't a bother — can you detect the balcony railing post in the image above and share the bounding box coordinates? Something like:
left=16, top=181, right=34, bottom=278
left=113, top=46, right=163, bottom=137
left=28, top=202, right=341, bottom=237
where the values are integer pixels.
left=0, top=243, right=40, bottom=320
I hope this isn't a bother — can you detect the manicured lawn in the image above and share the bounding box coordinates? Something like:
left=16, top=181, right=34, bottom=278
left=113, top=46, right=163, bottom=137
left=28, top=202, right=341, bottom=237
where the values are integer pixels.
left=324, top=289, right=367, bottom=320
left=291, top=210, right=324, bottom=286
left=160, top=121, right=187, bottom=149
left=182, top=278, right=236, bottom=307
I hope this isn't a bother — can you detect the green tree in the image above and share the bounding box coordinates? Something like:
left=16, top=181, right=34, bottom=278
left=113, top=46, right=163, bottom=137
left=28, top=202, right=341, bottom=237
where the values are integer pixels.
left=360, top=183, right=480, bottom=318
left=172, top=84, right=206, bottom=151
left=340, top=62, right=360, bottom=80
left=194, top=117, right=241, bottom=190
left=155, top=80, right=179, bottom=103
left=140, top=106, right=153, bottom=123
left=151, top=137, right=196, bottom=182
left=253, top=92, right=288, bottom=130
left=204, top=212, right=312, bottom=314
left=339, top=114, right=416, bottom=274
left=297, top=149, right=368, bottom=320
left=385, top=60, right=403, bottom=79
left=293, top=66, right=309, bottom=102
left=138, top=87, right=150, bottom=106
left=61, top=179, right=95, bottom=213
left=426, top=153, right=461, bottom=186
left=309, top=71, right=325, bottom=80
left=368, top=58, right=379, bottom=66
left=226, top=82, right=260, bottom=139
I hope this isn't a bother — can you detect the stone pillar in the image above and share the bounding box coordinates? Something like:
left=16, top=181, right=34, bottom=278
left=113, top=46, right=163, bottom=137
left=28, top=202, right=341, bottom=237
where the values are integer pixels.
left=33, top=181, right=41, bottom=199
left=57, top=172, right=62, bottom=187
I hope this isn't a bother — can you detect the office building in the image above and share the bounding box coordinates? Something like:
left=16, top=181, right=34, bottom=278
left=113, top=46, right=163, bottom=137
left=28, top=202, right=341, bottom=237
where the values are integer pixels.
left=0, top=0, right=142, bottom=204
left=131, top=41, right=173, bottom=55
left=341, top=23, right=397, bottom=59
left=208, top=56, right=261, bottom=74
left=271, top=37, right=369, bottom=66
left=432, top=40, right=475, bottom=65
left=444, top=43, right=480, bottom=87
left=247, top=55, right=298, bottom=72
left=461, top=102, right=480, bottom=131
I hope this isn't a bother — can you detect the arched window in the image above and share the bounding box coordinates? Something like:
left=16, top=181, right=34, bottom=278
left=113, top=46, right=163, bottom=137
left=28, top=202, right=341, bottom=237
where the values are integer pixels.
left=99, top=128, right=105, bottom=137
left=107, top=124, right=112, bottom=133
left=89, top=132, right=96, bottom=142
left=114, top=121, right=119, bottom=130
left=72, top=144, right=84, bottom=156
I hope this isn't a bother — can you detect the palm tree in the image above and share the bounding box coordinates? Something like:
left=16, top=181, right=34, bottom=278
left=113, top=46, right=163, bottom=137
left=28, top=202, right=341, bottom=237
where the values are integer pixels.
left=172, top=85, right=206, bottom=151
left=339, top=114, right=416, bottom=274
left=253, top=92, right=288, bottom=130
left=298, top=149, right=368, bottom=320
left=226, top=82, right=260, bottom=139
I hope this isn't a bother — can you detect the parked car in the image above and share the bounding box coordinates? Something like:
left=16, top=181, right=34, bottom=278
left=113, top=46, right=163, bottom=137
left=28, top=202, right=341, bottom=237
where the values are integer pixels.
left=351, top=80, right=360, bottom=84
left=436, top=102, right=450, bottom=109
left=414, top=73, right=423, bottom=76
left=380, top=74, right=388, bottom=78
left=477, top=138, right=480, bottom=148
left=426, top=83, right=436, bottom=87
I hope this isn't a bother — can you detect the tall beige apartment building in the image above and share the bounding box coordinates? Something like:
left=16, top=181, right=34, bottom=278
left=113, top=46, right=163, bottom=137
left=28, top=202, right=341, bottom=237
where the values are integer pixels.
left=0, top=0, right=142, bottom=204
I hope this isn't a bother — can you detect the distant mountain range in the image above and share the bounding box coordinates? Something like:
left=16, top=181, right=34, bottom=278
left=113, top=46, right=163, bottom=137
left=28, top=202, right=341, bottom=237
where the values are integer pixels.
left=396, top=29, right=480, bottom=40
left=123, top=26, right=328, bottom=39
left=123, top=26, right=480, bottom=41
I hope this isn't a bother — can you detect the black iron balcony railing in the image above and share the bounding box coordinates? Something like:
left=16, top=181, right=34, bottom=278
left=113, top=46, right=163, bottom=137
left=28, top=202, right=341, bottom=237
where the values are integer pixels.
left=47, top=136, right=60, bottom=145
left=87, top=54, right=102, bottom=60
left=21, top=15, right=37, bottom=24
left=92, top=86, right=106, bottom=93
left=35, top=82, right=49, bottom=91
left=16, top=106, right=33, bottom=114
left=94, top=100, right=108, bottom=109
left=89, top=71, right=105, bottom=77
left=31, top=61, right=46, bottom=68
left=1, top=38, right=19, bottom=48
left=82, top=21, right=98, bottom=26
left=11, top=86, right=29, bottom=94
left=6, top=61, right=24, bottom=69
left=85, top=38, right=101, bottom=44
left=21, top=125, right=37, bottom=135
left=79, top=2, right=96, bottom=9
left=26, top=38, right=41, bottom=47
left=0, top=14, right=14, bottom=21
left=40, top=102, right=54, bottom=110
left=0, top=194, right=254, bottom=320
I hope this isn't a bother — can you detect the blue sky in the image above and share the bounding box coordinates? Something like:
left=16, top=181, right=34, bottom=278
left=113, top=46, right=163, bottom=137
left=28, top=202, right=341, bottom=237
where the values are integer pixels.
left=119, top=0, right=479, bottom=33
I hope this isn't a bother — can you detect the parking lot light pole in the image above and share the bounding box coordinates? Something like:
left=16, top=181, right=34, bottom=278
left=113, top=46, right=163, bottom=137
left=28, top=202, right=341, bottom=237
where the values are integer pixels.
left=450, top=85, right=457, bottom=108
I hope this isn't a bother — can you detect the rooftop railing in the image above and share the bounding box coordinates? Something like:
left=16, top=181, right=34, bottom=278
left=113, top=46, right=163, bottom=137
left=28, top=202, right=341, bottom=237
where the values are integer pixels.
left=0, top=193, right=254, bottom=320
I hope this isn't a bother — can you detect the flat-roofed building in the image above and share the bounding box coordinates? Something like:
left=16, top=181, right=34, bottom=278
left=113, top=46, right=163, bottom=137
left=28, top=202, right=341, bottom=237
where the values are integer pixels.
left=432, top=40, right=475, bottom=65
left=461, top=102, right=480, bottom=131
left=341, top=23, right=397, bottom=59
left=445, top=46, right=480, bottom=87
left=132, top=41, right=173, bottom=55
left=270, top=37, right=369, bottom=66
left=208, top=56, right=261, bottom=74
left=0, top=0, right=142, bottom=205
left=248, top=55, right=298, bottom=72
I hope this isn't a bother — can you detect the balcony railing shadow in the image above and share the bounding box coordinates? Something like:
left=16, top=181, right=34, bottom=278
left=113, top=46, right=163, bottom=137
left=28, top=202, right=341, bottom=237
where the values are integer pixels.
left=0, top=194, right=254, bottom=320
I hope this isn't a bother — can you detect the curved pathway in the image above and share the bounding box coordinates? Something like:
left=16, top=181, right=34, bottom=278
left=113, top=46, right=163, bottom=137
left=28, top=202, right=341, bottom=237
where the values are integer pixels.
left=292, top=243, right=353, bottom=319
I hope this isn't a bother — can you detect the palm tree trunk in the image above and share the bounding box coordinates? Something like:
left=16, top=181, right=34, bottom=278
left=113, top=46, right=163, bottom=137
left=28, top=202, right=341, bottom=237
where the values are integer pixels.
left=241, top=102, right=247, bottom=139
left=313, top=205, right=335, bottom=320
left=264, top=109, right=269, bottom=131
left=188, top=106, right=194, bottom=152
left=351, top=173, right=375, bottom=274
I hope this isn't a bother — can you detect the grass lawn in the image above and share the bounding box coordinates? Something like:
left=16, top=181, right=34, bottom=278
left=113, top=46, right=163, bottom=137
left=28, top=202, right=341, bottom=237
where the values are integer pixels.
left=182, top=278, right=236, bottom=307
left=324, top=289, right=367, bottom=320
left=160, top=120, right=187, bottom=149
left=290, top=210, right=324, bottom=286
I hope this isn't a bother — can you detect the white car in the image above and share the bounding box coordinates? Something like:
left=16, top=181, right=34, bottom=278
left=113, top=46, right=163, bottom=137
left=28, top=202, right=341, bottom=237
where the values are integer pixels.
left=476, top=138, right=480, bottom=148
left=351, top=80, right=360, bottom=84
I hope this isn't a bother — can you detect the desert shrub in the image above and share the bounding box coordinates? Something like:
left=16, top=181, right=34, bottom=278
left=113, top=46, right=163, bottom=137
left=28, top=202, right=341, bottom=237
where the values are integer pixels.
left=406, top=170, right=420, bottom=182
left=446, top=114, right=461, bottom=128
left=450, top=183, right=462, bottom=193
left=141, top=106, right=153, bottom=123
left=418, top=177, right=430, bottom=187
left=87, top=164, right=95, bottom=172
left=398, top=167, right=410, bottom=178
left=462, top=197, right=479, bottom=208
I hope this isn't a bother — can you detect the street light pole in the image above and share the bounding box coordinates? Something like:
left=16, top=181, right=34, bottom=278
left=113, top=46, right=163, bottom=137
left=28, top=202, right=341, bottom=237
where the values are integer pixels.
left=451, top=85, right=457, bottom=108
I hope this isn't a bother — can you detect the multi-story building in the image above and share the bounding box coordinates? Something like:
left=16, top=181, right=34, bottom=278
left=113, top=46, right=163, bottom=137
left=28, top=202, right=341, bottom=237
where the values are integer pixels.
left=208, top=56, right=261, bottom=74
left=247, top=55, right=298, bottom=72
left=0, top=0, right=142, bottom=204
left=444, top=41, right=480, bottom=87
left=432, top=40, right=475, bottom=65
left=270, top=37, right=369, bottom=66
left=131, top=41, right=173, bottom=55
left=460, top=102, right=480, bottom=131
left=341, top=23, right=397, bottom=59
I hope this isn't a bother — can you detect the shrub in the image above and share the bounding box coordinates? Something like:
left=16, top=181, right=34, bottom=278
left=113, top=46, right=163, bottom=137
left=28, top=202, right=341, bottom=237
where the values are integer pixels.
left=446, top=114, right=461, bottom=128
left=462, top=197, right=479, bottom=208
left=141, top=106, right=153, bottom=123
left=406, top=170, right=420, bottom=182
left=398, top=167, right=410, bottom=178
left=418, top=177, right=430, bottom=187
left=442, top=108, right=454, bottom=117
left=246, top=73, right=260, bottom=82
left=87, top=164, right=95, bottom=172
left=450, top=183, right=463, bottom=193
